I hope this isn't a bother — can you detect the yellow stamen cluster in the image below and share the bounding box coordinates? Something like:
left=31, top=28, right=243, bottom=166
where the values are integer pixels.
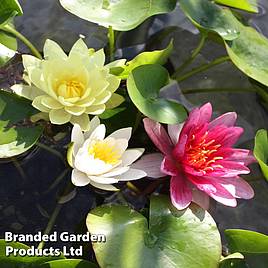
left=88, top=140, right=120, bottom=165
left=57, top=80, right=85, bottom=98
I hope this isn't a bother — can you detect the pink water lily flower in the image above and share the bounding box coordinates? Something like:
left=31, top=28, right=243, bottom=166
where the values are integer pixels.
left=134, top=103, right=255, bottom=210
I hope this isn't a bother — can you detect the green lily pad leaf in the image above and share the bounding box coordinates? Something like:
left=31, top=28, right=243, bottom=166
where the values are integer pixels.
left=0, top=240, right=64, bottom=267
left=99, top=107, right=126, bottom=119
left=220, top=259, right=247, bottom=268
left=127, top=64, right=187, bottom=124
left=87, top=195, right=221, bottom=268
left=59, top=0, right=176, bottom=31
left=215, top=0, right=258, bottom=13
left=39, top=259, right=98, bottom=268
left=180, top=0, right=240, bottom=41
left=254, top=129, right=268, bottom=181
left=0, top=90, right=44, bottom=158
left=114, top=40, right=173, bottom=79
left=225, top=229, right=268, bottom=254
left=180, top=0, right=268, bottom=87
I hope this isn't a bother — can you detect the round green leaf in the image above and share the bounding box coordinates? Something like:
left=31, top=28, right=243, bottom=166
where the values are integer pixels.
left=39, top=259, right=98, bottom=268
left=126, top=64, right=187, bottom=124
left=225, top=229, right=268, bottom=254
left=87, top=195, right=221, bottom=268
left=215, top=0, right=258, bottom=13
left=0, top=240, right=64, bottom=267
left=254, top=129, right=268, bottom=181
left=59, top=0, right=176, bottom=31
left=0, top=90, right=44, bottom=158
left=180, top=0, right=268, bottom=87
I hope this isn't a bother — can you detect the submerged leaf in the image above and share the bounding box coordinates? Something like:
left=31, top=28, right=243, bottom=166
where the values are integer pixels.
left=180, top=0, right=268, bottom=87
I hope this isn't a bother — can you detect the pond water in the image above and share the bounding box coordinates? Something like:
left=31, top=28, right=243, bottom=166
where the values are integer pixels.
left=1, top=0, right=268, bottom=265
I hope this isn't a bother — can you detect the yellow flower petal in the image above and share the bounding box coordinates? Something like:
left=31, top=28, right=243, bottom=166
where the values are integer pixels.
left=69, top=39, right=89, bottom=60
left=65, top=106, right=86, bottom=116
left=41, top=96, right=63, bottom=109
left=32, top=96, right=51, bottom=113
left=85, top=104, right=105, bottom=115
left=106, top=75, right=121, bottom=93
left=105, top=93, right=125, bottom=109
left=70, top=114, right=90, bottom=131
left=43, top=39, right=67, bottom=60
left=93, top=91, right=112, bottom=105
left=12, top=84, right=43, bottom=100
left=49, top=109, right=72, bottom=124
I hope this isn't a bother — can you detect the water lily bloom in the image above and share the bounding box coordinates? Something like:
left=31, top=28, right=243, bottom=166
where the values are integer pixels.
left=69, top=117, right=146, bottom=191
left=12, top=39, right=123, bottom=130
left=134, top=103, right=255, bottom=210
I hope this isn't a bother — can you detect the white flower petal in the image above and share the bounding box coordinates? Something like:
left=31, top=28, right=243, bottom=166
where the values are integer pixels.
left=113, top=139, right=129, bottom=156
left=131, top=153, right=165, bottom=178
left=102, top=167, right=130, bottom=178
left=89, top=181, right=119, bottom=191
left=71, top=169, right=90, bottom=186
left=89, top=175, right=119, bottom=184
left=121, top=149, right=145, bottom=166
left=89, top=124, right=106, bottom=141
left=108, top=127, right=132, bottom=141
left=84, top=116, right=100, bottom=139
left=118, top=168, right=147, bottom=181
left=71, top=124, right=84, bottom=155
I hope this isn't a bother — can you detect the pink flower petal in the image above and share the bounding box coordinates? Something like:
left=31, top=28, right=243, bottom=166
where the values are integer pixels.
left=198, top=102, right=212, bottom=125
left=188, top=175, right=237, bottom=207
left=161, top=156, right=178, bottom=176
left=172, top=134, right=188, bottom=160
left=222, top=148, right=256, bottom=165
left=170, top=174, right=192, bottom=210
left=131, top=153, right=165, bottom=178
left=213, top=177, right=254, bottom=199
left=208, top=112, right=237, bottom=129
left=143, top=118, right=173, bottom=156
left=168, top=123, right=184, bottom=145
left=192, top=188, right=210, bottom=210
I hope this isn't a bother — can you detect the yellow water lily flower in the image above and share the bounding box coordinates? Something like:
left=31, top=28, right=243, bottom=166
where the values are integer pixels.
left=70, top=117, right=146, bottom=191
left=12, top=39, right=124, bottom=130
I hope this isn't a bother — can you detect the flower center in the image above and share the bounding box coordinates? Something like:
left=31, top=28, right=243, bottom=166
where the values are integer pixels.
left=88, top=140, right=120, bottom=165
left=186, top=132, right=223, bottom=174
left=57, top=80, right=85, bottom=99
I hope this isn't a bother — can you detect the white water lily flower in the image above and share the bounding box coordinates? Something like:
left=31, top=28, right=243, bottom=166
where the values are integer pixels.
left=12, top=39, right=124, bottom=131
left=70, top=117, right=146, bottom=191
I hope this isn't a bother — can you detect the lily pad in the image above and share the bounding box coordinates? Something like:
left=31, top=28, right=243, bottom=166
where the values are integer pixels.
left=180, top=0, right=268, bottom=87
left=127, top=64, right=187, bottom=124
left=87, top=195, right=221, bottom=268
left=0, top=90, right=44, bottom=158
left=59, top=0, right=176, bottom=31
left=215, top=0, right=258, bottom=13
left=254, top=129, right=268, bottom=181
left=225, top=229, right=268, bottom=254
left=115, top=40, right=173, bottom=79
left=0, top=240, right=64, bottom=267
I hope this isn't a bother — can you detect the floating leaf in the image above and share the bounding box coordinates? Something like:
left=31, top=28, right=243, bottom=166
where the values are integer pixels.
left=0, top=90, right=44, bottom=158
left=254, top=129, right=268, bottom=181
left=215, top=0, right=258, bottom=13
left=225, top=229, right=268, bottom=254
left=115, top=40, right=173, bottom=79
left=59, top=0, right=176, bottom=31
left=0, top=240, right=64, bottom=267
left=180, top=0, right=268, bottom=87
left=87, top=195, right=221, bottom=268
left=127, top=64, right=187, bottom=124
left=40, top=259, right=98, bottom=268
